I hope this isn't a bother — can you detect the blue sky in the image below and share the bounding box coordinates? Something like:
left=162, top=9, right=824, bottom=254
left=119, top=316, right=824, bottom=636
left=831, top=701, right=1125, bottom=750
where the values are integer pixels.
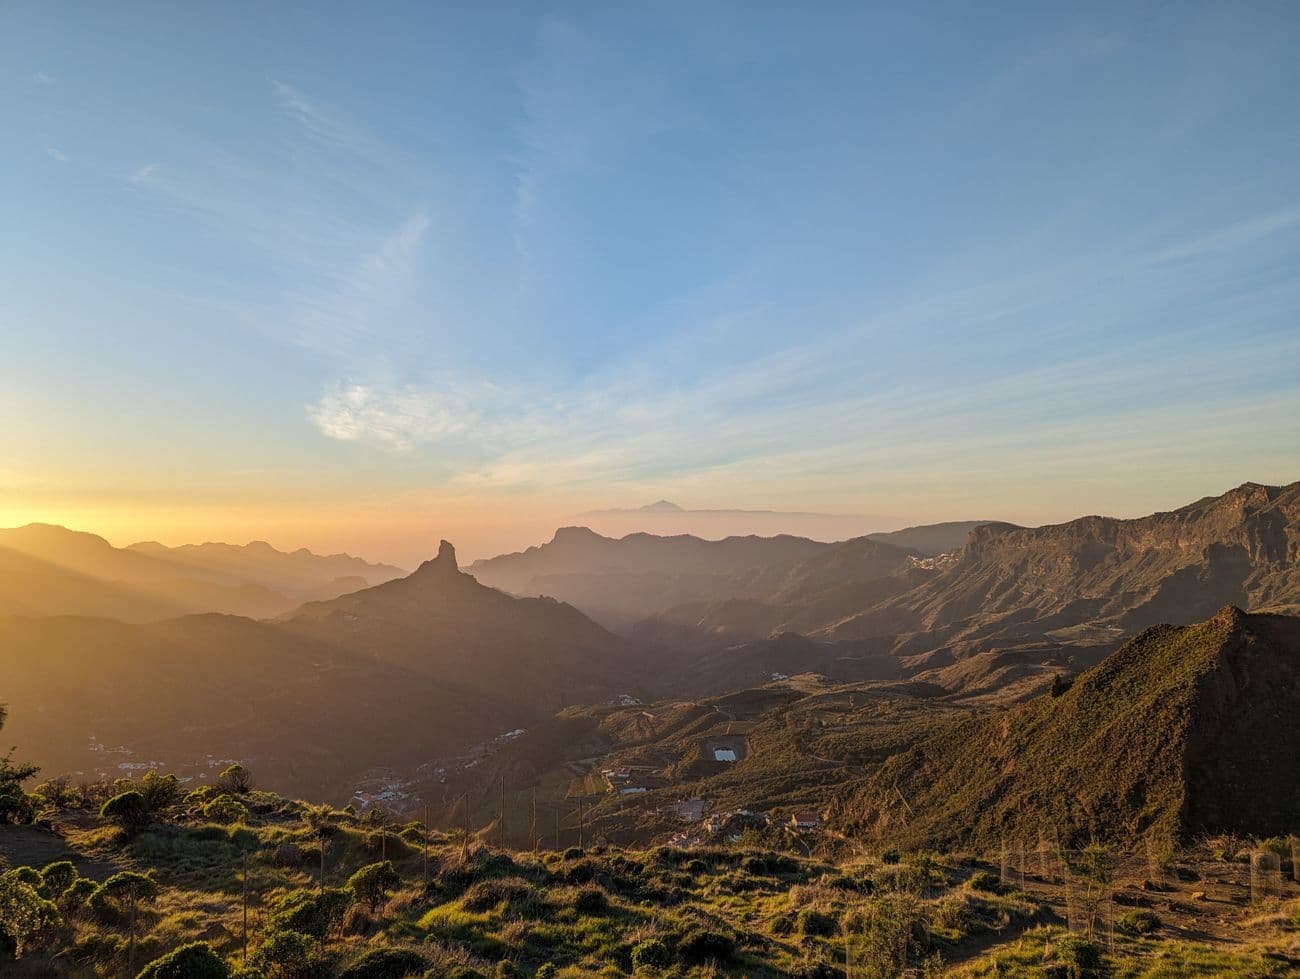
left=2, top=2, right=1298, bottom=563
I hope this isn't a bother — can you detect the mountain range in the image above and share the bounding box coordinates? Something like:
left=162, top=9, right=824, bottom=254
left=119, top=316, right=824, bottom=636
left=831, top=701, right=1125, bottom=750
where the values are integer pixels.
left=1, top=478, right=1297, bottom=838
left=0, top=540, right=647, bottom=799
left=0, top=523, right=404, bottom=621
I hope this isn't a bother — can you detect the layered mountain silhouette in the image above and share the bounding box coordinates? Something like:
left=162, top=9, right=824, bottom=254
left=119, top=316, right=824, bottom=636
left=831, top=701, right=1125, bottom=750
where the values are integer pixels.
left=0, top=523, right=404, bottom=621
left=0, top=539, right=649, bottom=798
left=0, top=612, right=500, bottom=799
left=281, top=540, right=645, bottom=715
left=467, top=527, right=831, bottom=627
left=847, top=607, right=1300, bottom=848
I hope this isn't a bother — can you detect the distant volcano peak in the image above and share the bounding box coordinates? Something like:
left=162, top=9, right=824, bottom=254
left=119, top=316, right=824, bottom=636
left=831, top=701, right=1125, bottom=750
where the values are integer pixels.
left=640, top=500, right=683, bottom=512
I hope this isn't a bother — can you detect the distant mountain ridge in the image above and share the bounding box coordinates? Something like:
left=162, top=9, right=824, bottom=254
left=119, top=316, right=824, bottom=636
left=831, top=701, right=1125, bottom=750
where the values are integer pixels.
left=467, top=525, right=978, bottom=630
left=0, top=523, right=404, bottom=621
left=282, top=540, right=647, bottom=716
left=823, top=480, right=1300, bottom=650
left=0, top=538, right=648, bottom=799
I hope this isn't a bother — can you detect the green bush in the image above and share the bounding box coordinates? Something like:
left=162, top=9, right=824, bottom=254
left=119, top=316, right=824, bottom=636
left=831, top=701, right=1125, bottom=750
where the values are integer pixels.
left=3, top=866, right=43, bottom=888
left=1116, top=909, right=1161, bottom=935
left=1051, top=936, right=1105, bottom=977
left=796, top=907, right=838, bottom=937
left=59, top=876, right=99, bottom=912
left=0, top=874, right=60, bottom=957
left=931, top=896, right=972, bottom=937
left=203, top=794, right=250, bottom=825
left=267, top=887, right=350, bottom=940
left=137, top=771, right=184, bottom=816
left=339, top=947, right=427, bottom=978
left=137, top=940, right=231, bottom=978
left=572, top=885, right=609, bottom=914
left=90, top=871, right=159, bottom=923
left=678, top=928, right=735, bottom=963
left=348, top=860, right=401, bottom=913
left=40, top=860, right=77, bottom=897
left=101, top=790, right=151, bottom=832
left=630, top=937, right=672, bottom=969
left=217, top=764, right=253, bottom=795
left=461, top=877, right=537, bottom=913
left=968, top=870, right=1006, bottom=894
left=249, top=929, right=314, bottom=978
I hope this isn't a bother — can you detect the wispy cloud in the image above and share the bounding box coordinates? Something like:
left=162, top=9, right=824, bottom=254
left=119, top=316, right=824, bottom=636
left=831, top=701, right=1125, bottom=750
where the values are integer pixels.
left=271, top=79, right=372, bottom=153
left=46, top=147, right=70, bottom=163
left=1149, top=206, right=1300, bottom=264
left=308, top=313, right=1300, bottom=493
left=120, top=81, right=431, bottom=357
left=289, top=209, right=431, bottom=354
left=32, top=71, right=54, bottom=85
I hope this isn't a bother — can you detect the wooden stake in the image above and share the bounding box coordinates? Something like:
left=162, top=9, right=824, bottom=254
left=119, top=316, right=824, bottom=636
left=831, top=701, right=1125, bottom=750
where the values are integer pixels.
left=242, top=850, right=249, bottom=965
left=127, top=884, right=137, bottom=977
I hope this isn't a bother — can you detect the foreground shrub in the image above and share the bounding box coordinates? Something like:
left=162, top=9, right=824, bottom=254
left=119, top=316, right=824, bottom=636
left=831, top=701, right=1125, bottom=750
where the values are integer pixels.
left=0, top=874, right=61, bottom=957
left=797, top=907, right=838, bottom=936
left=39, top=860, right=77, bottom=898
left=931, top=895, right=973, bottom=937
left=349, top=861, right=401, bottom=913
left=90, top=870, right=159, bottom=923
left=339, top=947, right=428, bottom=978
left=572, top=885, right=609, bottom=914
left=968, top=870, right=1007, bottom=894
left=101, top=790, right=151, bottom=832
left=203, top=794, right=250, bottom=825
left=630, top=937, right=672, bottom=970
left=1116, top=909, right=1161, bottom=935
left=461, top=877, right=537, bottom=914
left=59, top=876, right=99, bottom=913
left=249, top=929, right=315, bottom=978
left=267, top=887, right=350, bottom=940
left=137, top=940, right=231, bottom=978
left=1048, top=936, right=1105, bottom=977
left=678, top=928, right=735, bottom=963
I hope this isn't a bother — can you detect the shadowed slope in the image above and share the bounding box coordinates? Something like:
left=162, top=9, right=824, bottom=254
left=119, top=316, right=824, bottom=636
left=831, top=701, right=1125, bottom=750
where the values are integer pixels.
left=281, top=540, right=646, bottom=715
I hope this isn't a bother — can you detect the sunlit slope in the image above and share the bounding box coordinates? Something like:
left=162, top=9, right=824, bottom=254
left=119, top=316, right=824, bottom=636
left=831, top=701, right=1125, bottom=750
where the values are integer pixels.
left=847, top=607, right=1300, bottom=849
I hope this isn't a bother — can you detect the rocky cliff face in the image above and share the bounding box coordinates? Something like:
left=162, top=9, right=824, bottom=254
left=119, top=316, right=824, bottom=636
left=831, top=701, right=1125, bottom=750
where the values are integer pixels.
left=824, top=481, right=1300, bottom=649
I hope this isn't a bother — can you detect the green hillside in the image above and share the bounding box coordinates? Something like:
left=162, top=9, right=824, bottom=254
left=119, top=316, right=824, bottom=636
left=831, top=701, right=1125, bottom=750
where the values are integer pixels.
left=846, top=607, right=1300, bottom=850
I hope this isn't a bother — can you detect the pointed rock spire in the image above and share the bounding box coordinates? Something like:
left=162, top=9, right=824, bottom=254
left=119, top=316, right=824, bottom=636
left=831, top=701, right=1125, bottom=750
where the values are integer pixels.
left=415, top=539, right=460, bottom=578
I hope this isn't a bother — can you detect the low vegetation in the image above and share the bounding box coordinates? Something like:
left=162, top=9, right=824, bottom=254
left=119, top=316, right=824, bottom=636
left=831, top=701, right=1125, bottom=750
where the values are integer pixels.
left=0, top=770, right=1297, bottom=977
